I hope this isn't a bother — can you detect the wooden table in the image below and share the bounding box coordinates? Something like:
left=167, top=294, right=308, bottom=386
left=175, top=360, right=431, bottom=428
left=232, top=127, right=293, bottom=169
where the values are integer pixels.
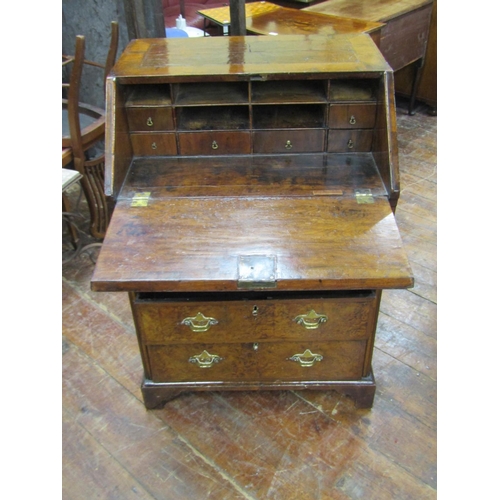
left=198, top=1, right=383, bottom=37
left=305, top=0, right=434, bottom=114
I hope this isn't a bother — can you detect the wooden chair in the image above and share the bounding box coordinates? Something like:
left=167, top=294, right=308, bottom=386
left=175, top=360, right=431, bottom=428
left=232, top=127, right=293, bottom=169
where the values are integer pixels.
left=62, top=22, right=119, bottom=240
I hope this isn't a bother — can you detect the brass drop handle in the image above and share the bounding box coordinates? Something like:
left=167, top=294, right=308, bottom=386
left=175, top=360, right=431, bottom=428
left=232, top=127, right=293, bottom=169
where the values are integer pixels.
left=146, top=117, right=154, bottom=127
left=211, top=140, right=219, bottom=150
left=188, top=350, right=223, bottom=368
left=349, top=115, right=356, bottom=125
left=181, top=312, right=218, bottom=332
left=347, top=139, right=354, bottom=149
left=285, top=140, right=293, bottom=149
left=151, top=142, right=157, bottom=150
left=293, top=309, right=328, bottom=330
left=288, top=349, right=323, bottom=367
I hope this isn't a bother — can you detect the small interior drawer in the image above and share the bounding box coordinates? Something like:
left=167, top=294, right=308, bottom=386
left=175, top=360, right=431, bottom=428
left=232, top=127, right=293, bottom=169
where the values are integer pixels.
left=126, top=107, right=174, bottom=131
left=130, top=133, right=177, bottom=156
left=253, top=130, right=325, bottom=154
left=327, top=130, right=373, bottom=153
left=329, top=104, right=377, bottom=129
left=178, top=131, right=251, bottom=155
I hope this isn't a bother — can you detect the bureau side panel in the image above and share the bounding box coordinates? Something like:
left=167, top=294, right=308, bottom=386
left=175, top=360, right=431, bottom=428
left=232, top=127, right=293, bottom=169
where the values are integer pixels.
left=105, top=78, right=132, bottom=198
left=372, top=71, right=400, bottom=209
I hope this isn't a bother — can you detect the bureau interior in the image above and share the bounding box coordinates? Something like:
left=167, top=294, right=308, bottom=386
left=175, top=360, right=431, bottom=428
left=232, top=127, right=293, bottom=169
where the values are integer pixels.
left=108, top=73, right=398, bottom=205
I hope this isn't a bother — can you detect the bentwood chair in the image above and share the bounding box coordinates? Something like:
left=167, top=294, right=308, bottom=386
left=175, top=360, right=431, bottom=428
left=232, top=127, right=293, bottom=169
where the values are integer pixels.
left=62, top=21, right=119, bottom=240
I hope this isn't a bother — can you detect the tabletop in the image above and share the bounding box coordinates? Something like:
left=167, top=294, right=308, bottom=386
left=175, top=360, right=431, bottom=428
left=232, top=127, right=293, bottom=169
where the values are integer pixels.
left=198, top=1, right=384, bottom=36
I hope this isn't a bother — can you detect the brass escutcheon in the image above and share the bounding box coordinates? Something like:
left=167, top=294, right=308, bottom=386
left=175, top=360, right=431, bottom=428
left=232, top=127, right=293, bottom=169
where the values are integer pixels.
left=293, top=309, right=328, bottom=330
left=349, top=115, right=356, bottom=125
left=211, top=140, right=218, bottom=150
left=347, top=139, right=354, bottom=149
left=188, top=350, right=223, bottom=368
left=146, top=117, right=153, bottom=127
left=288, top=349, right=323, bottom=367
left=181, top=312, right=218, bottom=332
left=285, top=140, right=293, bottom=149
left=151, top=142, right=157, bottom=149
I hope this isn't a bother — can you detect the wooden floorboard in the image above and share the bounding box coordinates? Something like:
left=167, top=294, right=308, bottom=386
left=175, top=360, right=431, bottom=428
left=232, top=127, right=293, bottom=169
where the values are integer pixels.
left=62, top=102, right=437, bottom=499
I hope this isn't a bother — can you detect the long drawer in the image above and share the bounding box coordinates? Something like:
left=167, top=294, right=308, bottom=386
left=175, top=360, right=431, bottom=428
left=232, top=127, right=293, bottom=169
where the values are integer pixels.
left=147, top=340, right=367, bottom=382
left=133, top=292, right=377, bottom=344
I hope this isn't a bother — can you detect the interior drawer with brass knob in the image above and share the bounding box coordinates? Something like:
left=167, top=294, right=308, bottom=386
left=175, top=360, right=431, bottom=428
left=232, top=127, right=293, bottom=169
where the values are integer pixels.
left=328, top=104, right=377, bottom=129
left=178, top=131, right=251, bottom=155
left=327, top=129, right=373, bottom=153
left=147, top=340, right=367, bottom=383
left=130, top=133, right=177, bottom=156
left=126, top=107, right=174, bottom=131
left=253, top=130, right=325, bottom=154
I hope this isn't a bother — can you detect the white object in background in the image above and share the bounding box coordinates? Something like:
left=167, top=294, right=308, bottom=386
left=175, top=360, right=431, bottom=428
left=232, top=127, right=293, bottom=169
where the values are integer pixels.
left=183, top=27, right=205, bottom=37
left=176, top=15, right=187, bottom=29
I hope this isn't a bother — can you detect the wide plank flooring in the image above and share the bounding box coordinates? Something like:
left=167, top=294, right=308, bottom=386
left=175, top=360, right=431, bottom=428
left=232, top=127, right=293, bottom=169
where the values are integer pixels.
left=62, top=101, right=437, bottom=499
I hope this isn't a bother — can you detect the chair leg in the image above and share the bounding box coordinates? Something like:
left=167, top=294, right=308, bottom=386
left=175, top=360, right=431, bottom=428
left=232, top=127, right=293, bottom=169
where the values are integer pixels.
left=62, top=192, right=80, bottom=249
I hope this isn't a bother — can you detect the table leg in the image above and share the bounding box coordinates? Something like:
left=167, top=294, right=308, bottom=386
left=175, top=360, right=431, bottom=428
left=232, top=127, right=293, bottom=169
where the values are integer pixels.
left=408, top=57, right=425, bottom=116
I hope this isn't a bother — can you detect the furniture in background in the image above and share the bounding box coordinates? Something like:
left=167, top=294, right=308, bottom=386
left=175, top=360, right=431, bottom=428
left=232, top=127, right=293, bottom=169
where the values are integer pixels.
left=62, top=22, right=119, bottom=241
left=162, top=0, right=228, bottom=31
left=304, top=0, right=434, bottom=115
left=198, top=1, right=383, bottom=36
left=91, top=34, right=413, bottom=409
left=393, top=0, right=436, bottom=113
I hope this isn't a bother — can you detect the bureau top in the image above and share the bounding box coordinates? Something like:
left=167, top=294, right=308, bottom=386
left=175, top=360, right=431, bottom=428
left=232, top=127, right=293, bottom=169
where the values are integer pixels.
left=110, top=34, right=391, bottom=82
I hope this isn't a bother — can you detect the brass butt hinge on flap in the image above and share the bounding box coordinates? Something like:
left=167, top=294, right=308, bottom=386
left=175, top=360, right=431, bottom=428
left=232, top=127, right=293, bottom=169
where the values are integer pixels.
left=354, top=189, right=374, bottom=204
left=130, top=192, right=151, bottom=207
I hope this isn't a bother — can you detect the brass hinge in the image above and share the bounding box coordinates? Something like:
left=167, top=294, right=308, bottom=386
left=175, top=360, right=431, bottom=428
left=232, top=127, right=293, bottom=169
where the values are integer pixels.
left=130, top=192, right=151, bottom=207
left=355, top=189, right=374, bottom=204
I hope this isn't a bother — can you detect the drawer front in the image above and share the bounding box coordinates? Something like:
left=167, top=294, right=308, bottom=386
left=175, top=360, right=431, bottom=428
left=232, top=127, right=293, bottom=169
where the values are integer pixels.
left=130, top=133, right=177, bottom=156
left=126, top=107, right=174, bottom=131
left=148, top=340, right=367, bottom=382
left=328, top=130, right=373, bottom=153
left=329, top=104, right=377, bottom=129
left=178, top=131, right=251, bottom=155
left=135, top=301, right=270, bottom=345
left=134, top=295, right=376, bottom=344
left=253, top=130, right=325, bottom=154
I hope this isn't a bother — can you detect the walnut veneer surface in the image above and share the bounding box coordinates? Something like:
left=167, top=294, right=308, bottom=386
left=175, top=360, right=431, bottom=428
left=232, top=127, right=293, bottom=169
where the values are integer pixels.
left=91, top=34, right=412, bottom=409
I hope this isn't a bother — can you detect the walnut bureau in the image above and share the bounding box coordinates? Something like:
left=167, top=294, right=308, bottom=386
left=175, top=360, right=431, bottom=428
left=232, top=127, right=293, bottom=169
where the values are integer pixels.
left=91, top=34, right=413, bottom=409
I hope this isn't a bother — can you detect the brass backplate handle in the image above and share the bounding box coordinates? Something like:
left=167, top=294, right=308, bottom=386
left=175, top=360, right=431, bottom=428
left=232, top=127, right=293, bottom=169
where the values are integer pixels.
left=181, top=312, right=218, bottom=332
left=288, top=349, right=323, bottom=367
left=349, top=115, right=356, bottom=125
left=211, top=140, right=219, bottom=150
left=146, top=117, right=153, bottom=127
left=285, top=140, right=292, bottom=149
left=293, top=309, right=328, bottom=329
left=188, top=350, right=223, bottom=368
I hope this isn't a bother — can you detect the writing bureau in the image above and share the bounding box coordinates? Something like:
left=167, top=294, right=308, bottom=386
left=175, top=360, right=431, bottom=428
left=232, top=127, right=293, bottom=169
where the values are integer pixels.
left=91, top=34, right=413, bottom=409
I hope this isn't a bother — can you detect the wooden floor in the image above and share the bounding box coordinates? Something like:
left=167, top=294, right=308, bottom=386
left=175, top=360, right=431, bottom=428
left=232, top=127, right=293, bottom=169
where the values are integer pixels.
left=62, top=101, right=437, bottom=499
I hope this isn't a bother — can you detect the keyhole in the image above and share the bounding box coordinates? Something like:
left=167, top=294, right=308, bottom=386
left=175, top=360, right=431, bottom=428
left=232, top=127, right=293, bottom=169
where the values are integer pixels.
left=252, top=305, right=259, bottom=317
